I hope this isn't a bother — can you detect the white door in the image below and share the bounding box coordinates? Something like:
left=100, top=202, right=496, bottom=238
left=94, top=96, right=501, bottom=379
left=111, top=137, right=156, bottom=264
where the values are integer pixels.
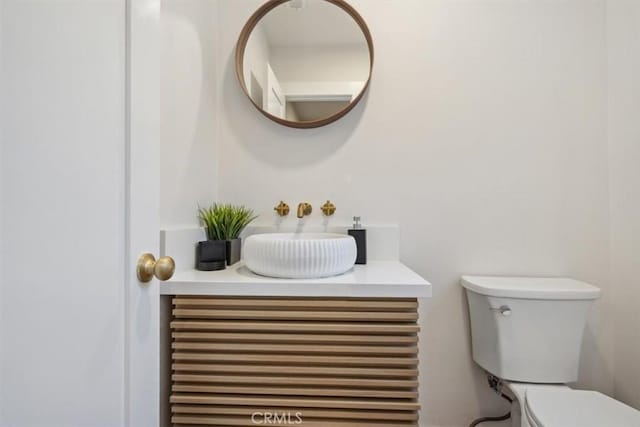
left=1, top=1, right=161, bottom=426
left=266, top=63, right=286, bottom=119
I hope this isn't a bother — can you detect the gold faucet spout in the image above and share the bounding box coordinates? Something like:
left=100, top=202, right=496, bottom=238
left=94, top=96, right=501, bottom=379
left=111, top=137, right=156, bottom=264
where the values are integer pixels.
left=297, top=202, right=312, bottom=218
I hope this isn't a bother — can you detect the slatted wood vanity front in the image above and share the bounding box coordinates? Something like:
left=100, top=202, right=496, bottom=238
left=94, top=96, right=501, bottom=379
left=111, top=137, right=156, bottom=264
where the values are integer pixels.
left=169, top=296, right=420, bottom=427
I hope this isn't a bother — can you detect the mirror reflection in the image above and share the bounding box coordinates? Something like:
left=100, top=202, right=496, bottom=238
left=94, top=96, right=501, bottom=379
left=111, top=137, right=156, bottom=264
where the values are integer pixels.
left=239, top=0, right=372, bottom=126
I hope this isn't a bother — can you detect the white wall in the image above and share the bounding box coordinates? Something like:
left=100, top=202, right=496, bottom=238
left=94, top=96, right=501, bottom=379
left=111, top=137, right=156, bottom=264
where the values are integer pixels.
left=271, top=45, right=368, bottom=101
left=270, top=44, right=369, bottom=82
left=161, top=0, right=219, bottom=228
left=212, top=1, right=613, bottom=425
left=607, top=0, right=640, bottom=410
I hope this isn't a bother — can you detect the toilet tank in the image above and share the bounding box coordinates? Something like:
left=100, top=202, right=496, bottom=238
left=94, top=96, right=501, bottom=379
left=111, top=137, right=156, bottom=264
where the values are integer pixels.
left=461, top=276, right=601, bottom=383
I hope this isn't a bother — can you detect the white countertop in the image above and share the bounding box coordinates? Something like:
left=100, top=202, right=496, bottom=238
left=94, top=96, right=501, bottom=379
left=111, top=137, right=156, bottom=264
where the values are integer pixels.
left=161, top=261, right=431, bottom=298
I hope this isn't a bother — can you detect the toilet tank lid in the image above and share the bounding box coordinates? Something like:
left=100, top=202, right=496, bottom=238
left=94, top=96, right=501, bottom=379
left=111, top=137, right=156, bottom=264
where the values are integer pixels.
left=461, top=276, right=601, bottom=300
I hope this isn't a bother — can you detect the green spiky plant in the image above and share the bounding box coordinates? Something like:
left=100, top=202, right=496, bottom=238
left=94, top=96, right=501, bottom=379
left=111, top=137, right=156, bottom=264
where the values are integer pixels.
left=197, top=203, right=258, bottom=241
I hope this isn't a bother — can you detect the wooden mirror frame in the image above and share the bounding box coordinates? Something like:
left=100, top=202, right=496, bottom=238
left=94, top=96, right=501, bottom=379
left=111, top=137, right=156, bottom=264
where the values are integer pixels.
left=235, top=0, right=374, bottom=129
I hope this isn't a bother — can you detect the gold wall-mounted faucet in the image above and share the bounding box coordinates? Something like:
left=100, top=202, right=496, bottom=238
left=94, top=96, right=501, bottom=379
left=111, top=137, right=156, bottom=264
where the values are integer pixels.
left=320, top=200, right=336, bottom=216
left=296, top=202, right=312, bottom=218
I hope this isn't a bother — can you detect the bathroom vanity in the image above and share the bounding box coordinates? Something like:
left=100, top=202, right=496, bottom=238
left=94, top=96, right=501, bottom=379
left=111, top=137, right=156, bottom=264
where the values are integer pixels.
left=160, top=227, right=431, bottom=427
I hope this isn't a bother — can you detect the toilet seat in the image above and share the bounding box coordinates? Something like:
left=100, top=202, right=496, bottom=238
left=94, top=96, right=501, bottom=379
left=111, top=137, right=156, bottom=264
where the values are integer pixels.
left=525, top=388, right=640, bottom=427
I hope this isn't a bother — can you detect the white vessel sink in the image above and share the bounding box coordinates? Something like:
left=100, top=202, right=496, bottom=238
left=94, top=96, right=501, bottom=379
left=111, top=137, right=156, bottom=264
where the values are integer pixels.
left=243, top=233, right=357, bottom=279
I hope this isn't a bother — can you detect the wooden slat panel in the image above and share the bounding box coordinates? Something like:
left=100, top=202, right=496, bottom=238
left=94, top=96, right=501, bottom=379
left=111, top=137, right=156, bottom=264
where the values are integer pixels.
left=171, top=321, right=420, bottom=334
left=171, top=342, right=417, bottom=356
left=173, top=298, right=418, bottom=311
left=172, top=309, right=418, bottom=322
left=170, top=394, right=420, bottom=411
left=172, top=364, right=419, bottom=378
left=173, top=296, right=415, bottom=301
left=171, top=405, right=418, bottom=421
left=172, top=374, right=418, bottom=388
left=172, top=352, right=418, bottom=367
left=172, top=384, right=417, bottom=399
left=170, top=297, right=420, bottom=426
left=171, top=332, right=418, bottom=345
left=173, top=415, right=416, bottom=427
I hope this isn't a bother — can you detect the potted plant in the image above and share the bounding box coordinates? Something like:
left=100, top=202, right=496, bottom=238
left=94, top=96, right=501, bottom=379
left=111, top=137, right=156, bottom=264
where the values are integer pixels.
left=197, top=203, right=257, bottom=270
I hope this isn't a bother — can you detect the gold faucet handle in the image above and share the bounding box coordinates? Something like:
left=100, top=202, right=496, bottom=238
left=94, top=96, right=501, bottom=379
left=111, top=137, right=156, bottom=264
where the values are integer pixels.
left=320, top=200, right=336, bottom=216
left=274, top=201, right=290, bottom=217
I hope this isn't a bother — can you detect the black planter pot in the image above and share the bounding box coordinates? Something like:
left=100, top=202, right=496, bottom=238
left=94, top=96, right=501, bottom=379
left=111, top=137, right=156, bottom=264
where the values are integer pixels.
left=196, top=240, right=227, bottom=271
left=226, top=238, right=241, bottom=266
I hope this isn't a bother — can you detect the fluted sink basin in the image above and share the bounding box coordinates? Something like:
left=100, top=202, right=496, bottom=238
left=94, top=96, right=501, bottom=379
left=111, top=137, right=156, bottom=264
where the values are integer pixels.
left=243, top=233, right=357, bottom=279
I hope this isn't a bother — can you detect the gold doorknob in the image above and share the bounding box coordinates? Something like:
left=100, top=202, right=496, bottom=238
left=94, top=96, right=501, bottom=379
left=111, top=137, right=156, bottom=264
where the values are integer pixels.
left=137, top=253, right=176, bottom=283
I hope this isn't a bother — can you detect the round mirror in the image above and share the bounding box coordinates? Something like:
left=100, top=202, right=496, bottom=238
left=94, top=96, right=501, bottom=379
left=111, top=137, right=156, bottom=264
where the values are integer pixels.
left=235, top=0, right=374, bottom=129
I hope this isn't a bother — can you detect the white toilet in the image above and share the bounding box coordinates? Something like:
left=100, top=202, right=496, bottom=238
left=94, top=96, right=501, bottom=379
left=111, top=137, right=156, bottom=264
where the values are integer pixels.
left=461, top=276, right=640, bottom=427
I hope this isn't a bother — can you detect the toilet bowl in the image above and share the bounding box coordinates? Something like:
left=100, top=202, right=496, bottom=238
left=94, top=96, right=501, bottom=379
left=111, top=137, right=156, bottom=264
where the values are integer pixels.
left=504, top=381, right=640, bottom=427
left=461, top=276, right=640, bottom=427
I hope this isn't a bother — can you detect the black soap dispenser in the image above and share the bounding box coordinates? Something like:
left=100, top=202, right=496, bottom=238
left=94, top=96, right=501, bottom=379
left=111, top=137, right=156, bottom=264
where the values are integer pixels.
left=348, top=216, right=367, bottom=265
